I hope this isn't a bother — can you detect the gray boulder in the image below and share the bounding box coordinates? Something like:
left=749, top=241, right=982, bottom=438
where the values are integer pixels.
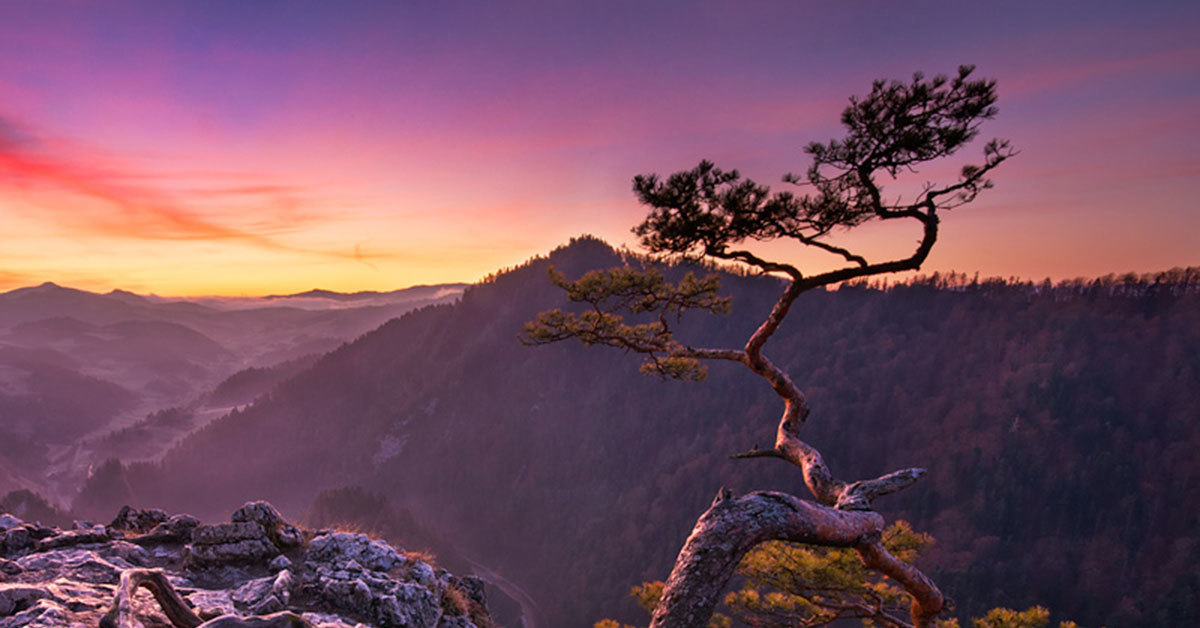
left=0, top=584, right=50, bottom=616
left=0, top=528, right=35, bottom=559
left=15, top=547, right=138, bottom=585
left=231, top=576, right=276, bottom=611
left=35, top=526, right=113, bottom=552
left=376, top=584, right=443, bottom=628
left=185, top=522, right=277, bottom=568
left=304, top=533, right=404, bottom=573
left=132, top=514, right=199, bottom=546
left=107, top=506, right=169, bottom=535
left=0, top=502, right=492, bottom=628
left=231, top=502, right=302, bottom=548
left=456, top=576, right=487, bottom=607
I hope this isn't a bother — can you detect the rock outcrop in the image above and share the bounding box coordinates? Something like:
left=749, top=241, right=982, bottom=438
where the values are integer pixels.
left=0, top=501, right=490, bottom=628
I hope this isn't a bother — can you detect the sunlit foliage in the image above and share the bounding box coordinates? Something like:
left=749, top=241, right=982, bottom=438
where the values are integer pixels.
left=598, top=521, right=1091, bottom=628
left=725, top=520, right=929, bottom=627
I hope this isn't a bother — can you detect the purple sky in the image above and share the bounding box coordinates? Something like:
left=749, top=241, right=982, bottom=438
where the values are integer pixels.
left=0, top=0, right=1197, bottom=295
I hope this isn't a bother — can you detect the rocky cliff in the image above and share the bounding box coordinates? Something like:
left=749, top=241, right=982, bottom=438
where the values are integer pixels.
left=0, top=501, right=490, bottom=628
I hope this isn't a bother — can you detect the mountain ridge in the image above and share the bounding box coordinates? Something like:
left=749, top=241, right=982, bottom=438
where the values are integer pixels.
left=0, top=283, right=470, bottom=306
left=0, top=280, right=469, bottom=507
left=30, top=237, right=1200, bottom=626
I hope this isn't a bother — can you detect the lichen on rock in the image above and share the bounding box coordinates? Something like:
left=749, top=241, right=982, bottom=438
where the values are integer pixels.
left=0, top=502, right=489, bottom=628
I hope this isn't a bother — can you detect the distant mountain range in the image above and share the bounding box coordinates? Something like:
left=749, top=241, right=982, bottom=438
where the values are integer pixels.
left=5, top=240, right=1198, bottom=626
left=264, top=286, right=464, bottom=302
left=0, top=280, right=466, bottom=502
left=50, top=237, right=1199, bottom=627
left=173, top=284, right=469, bottom=311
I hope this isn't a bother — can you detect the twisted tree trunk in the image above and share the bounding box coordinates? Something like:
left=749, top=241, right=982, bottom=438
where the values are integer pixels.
left=649, top=490, right=885, bottom=627
left=649, top=487, right=944, bottom=628
left=652, top=245, right=946, bottom=627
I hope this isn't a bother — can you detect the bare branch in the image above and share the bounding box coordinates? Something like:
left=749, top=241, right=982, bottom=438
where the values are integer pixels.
left=857, top=540, right=946, bottom=628
left=731, top=445, right=788, bottom=461
left=838, top=468, right=927, bottom=511
left=791, top=234, right=869, bottom=267
left=710, top=248, right=804, bottom=280
left=921, top=139, right=1018, bottom=209
left=797, top=211, right=938, bottom=291
left=680, top=347, right=746, bottom=362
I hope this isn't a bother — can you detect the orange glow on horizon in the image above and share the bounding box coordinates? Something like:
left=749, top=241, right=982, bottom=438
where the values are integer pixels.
left=0, top=3, right=1196, bottom=297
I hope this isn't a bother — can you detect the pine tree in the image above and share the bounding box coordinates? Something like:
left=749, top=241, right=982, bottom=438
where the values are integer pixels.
left=526, top=66, right=1016, bottom=628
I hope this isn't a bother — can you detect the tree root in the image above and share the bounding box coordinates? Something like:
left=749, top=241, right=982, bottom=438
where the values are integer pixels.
left=100, top=569, right=312, bottom=628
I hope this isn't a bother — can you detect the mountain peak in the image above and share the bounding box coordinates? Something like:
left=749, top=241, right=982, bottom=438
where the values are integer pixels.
left=26, top=281, right=75, bottom=294
left=105, top=288, right=148, bottom=303
left=543, top=234, right=622, bottom=271
left=2, top=281, right=88, bottom=298
left=556, top=234, right=617, bottom=254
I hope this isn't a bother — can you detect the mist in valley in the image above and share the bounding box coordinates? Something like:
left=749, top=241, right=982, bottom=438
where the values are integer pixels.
left=4, top=239, right=1197, bottom=627
left=0, top=282, right=465, bottom=505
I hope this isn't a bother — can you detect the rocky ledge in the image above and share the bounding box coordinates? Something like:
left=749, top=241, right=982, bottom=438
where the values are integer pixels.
left=0, top=502, right=490, bottom=628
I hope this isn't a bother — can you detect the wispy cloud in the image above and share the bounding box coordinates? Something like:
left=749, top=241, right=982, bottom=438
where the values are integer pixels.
left=0, top=268, right=39, bottom=289
left=1004, top=45, right=1200, bottom=100
left=0, top=113, right=367, bottom=260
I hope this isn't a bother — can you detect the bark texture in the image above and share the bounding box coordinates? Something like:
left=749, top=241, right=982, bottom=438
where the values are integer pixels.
left=650, top=490, right=885, bottom=627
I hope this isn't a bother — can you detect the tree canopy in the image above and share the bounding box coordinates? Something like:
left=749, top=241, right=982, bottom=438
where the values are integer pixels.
left=527, top=65, right=1015, bottom=385
left=629, top=65, right=1013, bottom=280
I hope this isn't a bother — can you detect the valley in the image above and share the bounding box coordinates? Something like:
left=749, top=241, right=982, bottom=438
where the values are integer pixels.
left=0, top=282, right=466, bottom=503
left=3, top=239, right=1198, bottom=626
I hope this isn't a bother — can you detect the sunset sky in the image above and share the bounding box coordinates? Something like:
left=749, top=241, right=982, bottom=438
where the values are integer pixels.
left=1, top=0, right=1197, bottom=296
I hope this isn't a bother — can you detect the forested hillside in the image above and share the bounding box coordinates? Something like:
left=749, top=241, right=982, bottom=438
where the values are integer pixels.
left=84, top=237, right=1200, bottom=627
left=0, top=281, right=465, bottom=503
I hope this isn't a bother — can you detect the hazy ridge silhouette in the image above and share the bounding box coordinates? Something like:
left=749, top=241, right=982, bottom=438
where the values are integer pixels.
left=5, top=239, right=1198, bottom=626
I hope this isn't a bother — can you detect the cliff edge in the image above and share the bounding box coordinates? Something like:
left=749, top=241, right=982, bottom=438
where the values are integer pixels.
left=0, top=501, right=491, bottom=628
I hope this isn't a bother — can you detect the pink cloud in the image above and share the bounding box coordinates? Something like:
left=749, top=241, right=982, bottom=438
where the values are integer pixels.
left=0, top=113, right=373, bottom=262
left=1003, top=45, right=1200, bottom=100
